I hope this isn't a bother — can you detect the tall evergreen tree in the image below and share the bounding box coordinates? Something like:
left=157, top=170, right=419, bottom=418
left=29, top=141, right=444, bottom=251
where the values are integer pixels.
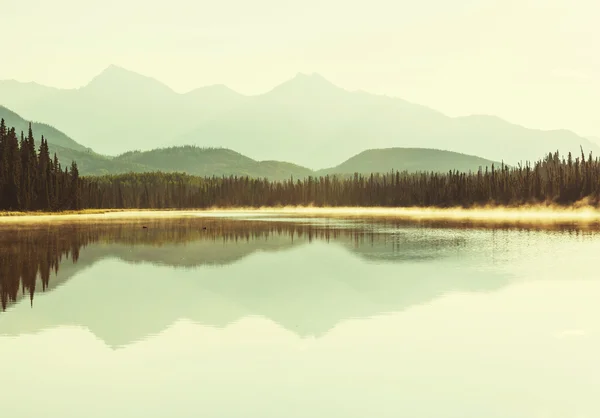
left=70, top=160, right=80, bottom=210
left=36, top=136, right=51, bottom=210
left=0, top=118, right=7, bottom=204
left=2, top=128, right=22, bottom=210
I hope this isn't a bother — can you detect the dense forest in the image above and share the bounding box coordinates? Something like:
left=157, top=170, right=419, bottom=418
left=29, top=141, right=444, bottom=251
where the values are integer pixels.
left=2, top=120, right=600, bottom=211
left=0, top=120, right=81, bottom=211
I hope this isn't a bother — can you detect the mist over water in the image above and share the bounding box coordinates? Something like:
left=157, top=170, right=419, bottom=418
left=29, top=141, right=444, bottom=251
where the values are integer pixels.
left=1, top=216, right=599, bottom=418
left=6, top=205, right=600, bottom=227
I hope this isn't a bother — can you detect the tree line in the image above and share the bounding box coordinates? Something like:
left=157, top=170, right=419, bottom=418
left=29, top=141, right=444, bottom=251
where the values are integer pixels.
left=0, top=119, right=80, bottom=211
left=80, top=149, right=600, bottom=209
left=3, top=120, right=600, bottom=211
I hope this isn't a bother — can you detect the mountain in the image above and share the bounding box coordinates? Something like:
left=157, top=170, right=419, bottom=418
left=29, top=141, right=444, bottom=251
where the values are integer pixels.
left=1, top=66, right=596, bottom=168
left=0, top=65, right=247, bottom=154
left=587, top=136, right=600, bottom=146
left=114, top=146, right=313, bottom=180
left=319, top=148, right=500, bottom=176
left=176, top=73, right=600, bottom=168
left=0, top=80, right=58, bottom=111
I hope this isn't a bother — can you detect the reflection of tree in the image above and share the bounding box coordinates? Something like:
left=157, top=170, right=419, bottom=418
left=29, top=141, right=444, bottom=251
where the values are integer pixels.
left=0, top=226, right=97, bottom=311
left=0, top=218, right=429, bottom=311
left=1, top=218, right=596, bottom=314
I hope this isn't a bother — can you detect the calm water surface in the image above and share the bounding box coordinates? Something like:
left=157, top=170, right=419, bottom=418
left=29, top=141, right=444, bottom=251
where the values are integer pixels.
left=0, top=216, right=599, bottom=418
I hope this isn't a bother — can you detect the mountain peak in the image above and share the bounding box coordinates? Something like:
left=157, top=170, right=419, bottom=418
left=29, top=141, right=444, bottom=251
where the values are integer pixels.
left=263, top=72, right=344, bottom=99
left=93, top=64, right=140, bottom=79
left=83, top=65, right=174, bottom=95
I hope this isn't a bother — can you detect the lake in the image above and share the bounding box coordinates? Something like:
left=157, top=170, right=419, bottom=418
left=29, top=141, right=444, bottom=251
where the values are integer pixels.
left=0, top=214, right=599, bottom=418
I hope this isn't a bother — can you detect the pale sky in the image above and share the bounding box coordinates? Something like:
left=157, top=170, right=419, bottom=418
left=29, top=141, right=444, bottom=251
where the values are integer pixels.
left=1, top=0, right=599, bottom=137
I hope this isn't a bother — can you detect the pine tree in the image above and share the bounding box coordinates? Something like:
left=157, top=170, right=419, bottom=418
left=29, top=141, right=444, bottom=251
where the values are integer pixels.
left=51, top=153, right=60, bottom=210
left=36, top=136, right=51, bottom=210
left=70, top=160, right=80, bottom=210
left=2, top=128, right=22, bottom=210
left=0, top=118, right=7, bottom=208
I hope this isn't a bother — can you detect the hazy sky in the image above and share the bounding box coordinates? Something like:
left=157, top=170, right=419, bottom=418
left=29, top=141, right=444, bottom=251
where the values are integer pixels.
left=1, top=0, right=599, bottom=136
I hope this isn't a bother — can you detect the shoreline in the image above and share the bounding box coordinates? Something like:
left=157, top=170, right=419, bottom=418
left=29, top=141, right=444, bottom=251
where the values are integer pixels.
left=3, top=205, right=600, bottom=226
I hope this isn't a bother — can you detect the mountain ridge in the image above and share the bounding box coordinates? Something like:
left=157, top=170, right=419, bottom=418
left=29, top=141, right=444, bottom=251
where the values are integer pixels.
left=1, top=65, right=597, bottom=167
left=0, top=105, right=551, bottom=180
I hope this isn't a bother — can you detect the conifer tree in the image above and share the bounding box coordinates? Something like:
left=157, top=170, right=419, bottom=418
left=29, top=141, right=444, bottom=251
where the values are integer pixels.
left=36, top=136, right=51, bottom=210
left=2, top=128, right=22, bottom=210
left=70, top=160, right=80, bottom=210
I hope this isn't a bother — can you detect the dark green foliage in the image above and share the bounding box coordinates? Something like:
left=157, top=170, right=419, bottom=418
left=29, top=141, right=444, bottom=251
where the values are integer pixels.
left=0, top=127, right=22, bottom=209
left=81, top=150, right=600, bottom=209
left=0, top=120, right=78, bottom=211
left=318, top=148, right=500, bottom=176
left=2, top=121, right=600, bottom=211
left=114, top=146, right=314, bottom=181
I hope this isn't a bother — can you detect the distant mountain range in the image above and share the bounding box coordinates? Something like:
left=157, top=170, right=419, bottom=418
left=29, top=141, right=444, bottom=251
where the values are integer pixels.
left=0, top=106, right=500, bottom=179
left=1, top=65, right=597, bottom=169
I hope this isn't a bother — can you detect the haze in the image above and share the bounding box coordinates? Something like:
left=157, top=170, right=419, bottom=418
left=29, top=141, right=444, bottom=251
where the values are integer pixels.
left=1, top=0, right=598, bottom=138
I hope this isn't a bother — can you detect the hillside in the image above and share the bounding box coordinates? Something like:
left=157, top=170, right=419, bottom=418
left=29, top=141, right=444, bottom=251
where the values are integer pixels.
left=319, top=148, right=500, bottom=176
left=114, top=146, right=502, bottom=180
left=0, top=105, right=90, bottom=152
left=1, top=66, right=597, bottom=168
left=588, top=136, right=600, bottom=146
left=114, top=146, right=313, bottom=180
left=0, top=105, right=517, bottom=179
left=0, top=106, right=145, bottom=175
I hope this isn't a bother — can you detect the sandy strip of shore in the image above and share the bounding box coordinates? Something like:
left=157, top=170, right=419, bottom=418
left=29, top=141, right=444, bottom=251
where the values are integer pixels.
left=2, top=206, right=600, bottom=225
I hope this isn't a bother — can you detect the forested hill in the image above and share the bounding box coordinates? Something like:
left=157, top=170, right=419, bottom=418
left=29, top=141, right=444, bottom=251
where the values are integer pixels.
left=3, top=119, right=600, bottom=211
left=318, top=148, right=500, bottom=176
left=0, top=107, right=514, bottom=181
left=114, top=146, right=313, bottom=180
left=80, top=148, right=600, bottom=210
left=5, top=121, right=600, bottom=213
left=118, top=146, right=501, bottom=179
left=0, top=107, right=312, bottom=179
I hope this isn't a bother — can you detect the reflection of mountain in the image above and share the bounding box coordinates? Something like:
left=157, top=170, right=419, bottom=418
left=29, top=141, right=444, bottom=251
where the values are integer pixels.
left=1, top=218, right=518, bottom=346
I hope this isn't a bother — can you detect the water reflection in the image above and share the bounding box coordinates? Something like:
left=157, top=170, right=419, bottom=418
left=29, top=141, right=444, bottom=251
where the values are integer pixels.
left=1, top=218, right=599, bottom=347
left=0, top=218, right=465, bottom=311
left=1, top=218, right=600, bottom=418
